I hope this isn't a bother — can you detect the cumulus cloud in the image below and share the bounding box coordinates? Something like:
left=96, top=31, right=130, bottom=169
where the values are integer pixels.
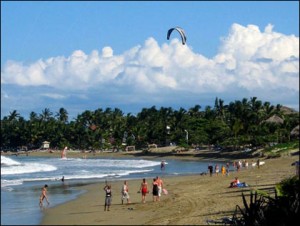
left=1, top=23, right=299, bottom=117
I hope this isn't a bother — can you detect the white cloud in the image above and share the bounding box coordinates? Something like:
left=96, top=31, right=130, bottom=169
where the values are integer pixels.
left=41, top=93, right=67, bottom=99
left=1, top=23, right=299, bottom=117
left=102, top=47, right=113, bottom=58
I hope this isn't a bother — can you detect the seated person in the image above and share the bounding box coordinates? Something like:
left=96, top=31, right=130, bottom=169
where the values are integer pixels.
left=230, top=177, right=240, bottom=187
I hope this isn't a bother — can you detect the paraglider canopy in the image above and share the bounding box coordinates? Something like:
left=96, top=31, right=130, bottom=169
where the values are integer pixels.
left=167, top=27, right=187, bottom=45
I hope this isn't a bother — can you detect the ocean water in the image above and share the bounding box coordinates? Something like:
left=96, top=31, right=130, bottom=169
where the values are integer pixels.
left=1, top=154, right=226, bottom=225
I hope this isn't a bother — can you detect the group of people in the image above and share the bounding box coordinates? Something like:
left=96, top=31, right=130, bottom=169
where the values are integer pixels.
left=208, top=163, right=230, bottom=176
left=140, top=176, right=164, bottom=203
left=208, top=159, right=261, bottom=177
left=39, top=159, right=167, bottom=210
left=103, top=176, right=165, bottom=211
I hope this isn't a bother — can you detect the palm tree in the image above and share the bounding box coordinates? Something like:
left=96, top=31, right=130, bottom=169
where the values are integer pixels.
left=40, top=108, right=53, bottom=122
left=56, top=108, right=69, bottom=123
left=8, top=110, right=20, bottom=122
left=188, top=104, right=201, bottom=117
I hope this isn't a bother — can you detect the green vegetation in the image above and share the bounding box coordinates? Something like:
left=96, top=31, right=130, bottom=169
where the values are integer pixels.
left=262, top=141, right=299, bottom=158
left=233, top=176, right=299, bottom=226
left=1, top=97, right=299, bottom=152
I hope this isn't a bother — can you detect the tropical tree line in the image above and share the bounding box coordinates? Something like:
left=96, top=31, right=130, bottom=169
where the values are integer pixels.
left=1, top=97, right=299, bottom=151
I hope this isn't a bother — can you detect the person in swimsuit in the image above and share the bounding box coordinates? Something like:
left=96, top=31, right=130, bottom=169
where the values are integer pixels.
left=140, top=178, right=148, bottom=203
left=104, top=185, right=112, bottom=211
left=121, top=180, right=130, bottom=204
left=39, top=184, right=49, bottom=207
left=156, top=176, right=163, bottom=201
left=152, top=178, right=159, bottom=202
left=230, top=177, right=240, bottom=188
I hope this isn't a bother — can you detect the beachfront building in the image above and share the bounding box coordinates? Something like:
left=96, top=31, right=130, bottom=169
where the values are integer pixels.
left=41, top=141, right=50, bottom=150
left=125, top=146, right=135, bottom=151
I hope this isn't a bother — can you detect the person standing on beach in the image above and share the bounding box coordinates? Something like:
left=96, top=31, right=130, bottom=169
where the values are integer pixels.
left=236, top=160, right=241, bottom=172
left=39, top=184, right=49, bottom=207
left=245, top=160, right=249, bottom=169
left=226, top=163, right=230, bottom=176
left=140, top=178, right=148, bottom=203
left=221, top=165, right=226, bottom=176
left=104, top=184, right=112, bottom=211
left=215, top=164, right=219, bottom=176
left=208, top=164, right=213, bottom=176
left=121, top=180, right=130, bottom=204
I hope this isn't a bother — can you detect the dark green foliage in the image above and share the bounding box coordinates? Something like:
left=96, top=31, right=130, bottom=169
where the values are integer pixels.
left=233, top=176, right=300, bottom=226
left=232, top=191, right=267, bottom=226
left=275, top=176, right=299, bottom=197
left=1, top=97, right=299, bottom=151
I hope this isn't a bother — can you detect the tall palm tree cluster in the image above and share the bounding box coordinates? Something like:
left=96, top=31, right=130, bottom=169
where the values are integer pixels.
left=1, top=97, right=299, bottom=151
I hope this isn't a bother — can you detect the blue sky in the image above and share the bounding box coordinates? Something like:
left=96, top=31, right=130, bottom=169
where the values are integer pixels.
left=1, top=1, right=299, bottom=120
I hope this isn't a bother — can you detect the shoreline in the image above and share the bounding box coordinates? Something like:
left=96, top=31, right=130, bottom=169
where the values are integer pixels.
left=1, top=146, right=269, bottom=162
left=39, top=151, right=299, bottom=225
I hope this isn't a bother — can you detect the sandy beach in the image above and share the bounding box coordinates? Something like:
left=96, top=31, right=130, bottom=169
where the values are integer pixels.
left=35, top=149, right=298, bottom=225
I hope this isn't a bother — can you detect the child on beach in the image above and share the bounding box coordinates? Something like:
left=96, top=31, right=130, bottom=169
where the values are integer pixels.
left=39, top=184, right=49, bottom=207
left=104, top=184, right=112, bottom=211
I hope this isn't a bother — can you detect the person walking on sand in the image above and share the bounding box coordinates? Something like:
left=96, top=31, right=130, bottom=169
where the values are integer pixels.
left=152, top=178, right=159, bottom=202
left=156, top=176, right=163, bottom=201
left=121, top=180, right=130, bottom=204
left=104, top=184, right=112, bottom=211
left=39, top=184, right=49, bottom=207
left=140, top=178, right=148, bottom=203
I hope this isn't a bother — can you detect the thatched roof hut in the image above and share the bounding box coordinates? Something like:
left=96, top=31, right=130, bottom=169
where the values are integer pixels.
left=265, top=115, right=284, bottom=124
left=280, top=106, right=298, bottom=115
left=290, top=125, right=299, bottom=137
